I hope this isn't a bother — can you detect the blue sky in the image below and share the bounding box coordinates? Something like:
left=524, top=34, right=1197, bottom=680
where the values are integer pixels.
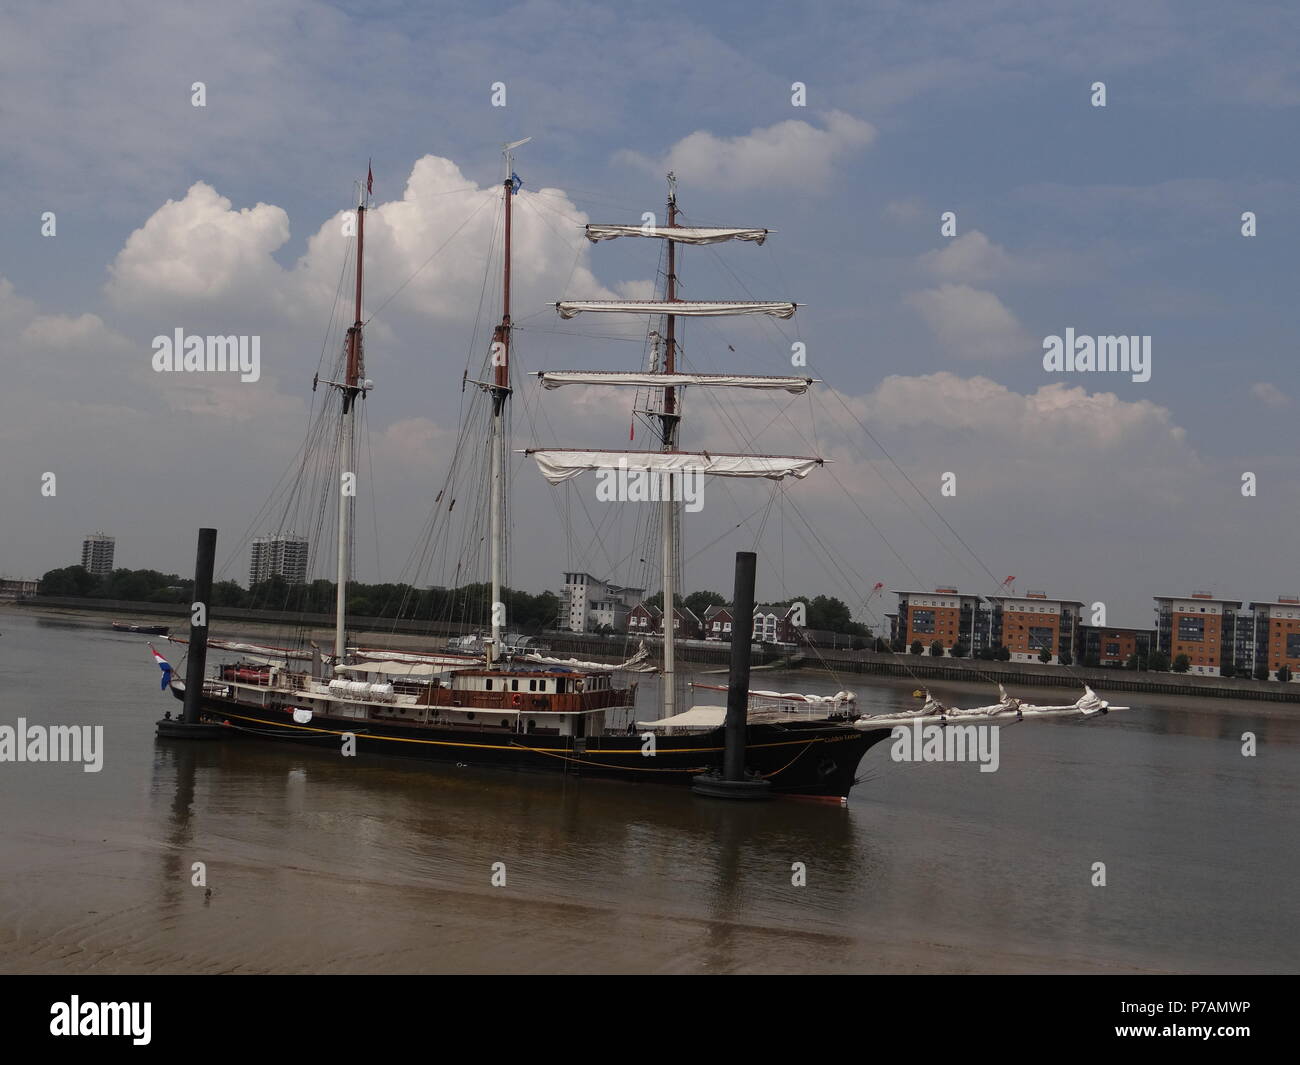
left=1, top=0, right=1296, bottom=629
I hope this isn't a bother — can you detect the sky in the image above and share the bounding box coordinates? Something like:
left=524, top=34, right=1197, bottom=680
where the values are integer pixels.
left=1, top=0, right=1297, bottom=632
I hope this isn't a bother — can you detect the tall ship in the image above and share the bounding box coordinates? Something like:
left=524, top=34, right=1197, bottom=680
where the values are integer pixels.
left=167, top=148, right=895, bottom=798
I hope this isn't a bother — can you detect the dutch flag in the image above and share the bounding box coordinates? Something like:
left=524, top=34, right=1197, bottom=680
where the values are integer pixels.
left=149, top=644, right=173, bottom=691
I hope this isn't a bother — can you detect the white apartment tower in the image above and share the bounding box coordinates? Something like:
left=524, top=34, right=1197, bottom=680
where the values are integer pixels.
left=249, top=534, right=310, bottom=586
left=562, top=572, right=644, bottom=633
left=80, top=533, right=115, bottom=576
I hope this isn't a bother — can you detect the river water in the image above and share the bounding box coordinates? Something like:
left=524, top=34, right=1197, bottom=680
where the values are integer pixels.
left=1, top=608, right=1296, bottom=973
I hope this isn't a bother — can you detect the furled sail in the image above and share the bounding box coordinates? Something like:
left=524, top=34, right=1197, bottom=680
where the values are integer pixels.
left=164, top=635, right=311, bottom=663
left=526, top=449, right=822, bottom=484
left=691, top=682, right=858, bottom=707
left=556, top=300, right=796, bottom=319
left=852, top=685, right=1129, bottom=729
left=535, top=371, right=813, bottom=393
left=522, top=643, right=655, bottom=673
left=585, top=224, right=769, bottom=246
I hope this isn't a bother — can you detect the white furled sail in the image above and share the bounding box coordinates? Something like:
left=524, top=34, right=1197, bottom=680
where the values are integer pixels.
left=556, top=299, right=796, bottom=319
left=536, top=370, right=813, bottom=393
left=522, top=643, right=655, bottom=673
left=164, top=635, right=311, bottom=663
left=691, top=683, right=857, bottom=707
left=585, top=224, right=769, bottom=246
left=853, top=685, right=1129, bottom=729
left=527, top=449, right=822, bottom=484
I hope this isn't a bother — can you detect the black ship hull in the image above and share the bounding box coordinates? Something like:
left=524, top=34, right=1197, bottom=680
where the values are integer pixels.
left=170, top=687, right=892, bottom=798
left=114, top=622, right=170, bottom=635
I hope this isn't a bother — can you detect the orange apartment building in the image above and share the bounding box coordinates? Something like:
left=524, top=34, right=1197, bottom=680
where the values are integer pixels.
left=890, top=588, right=983, bottom=654
left=984, top=591, right=1085, bottom=664
left=1153, top=593, right=1241, bottom=677
left=886, top=586, right=1294, bottom=678
left=1246, top=597, right=1300, bottom=679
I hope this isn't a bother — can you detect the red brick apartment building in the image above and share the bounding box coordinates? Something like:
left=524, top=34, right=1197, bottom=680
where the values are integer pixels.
left=890, top=587, right=982, bottom=654
left=984, top=591, right=1085, bottom=664
left=1153, top=593, right=1241, bottom=677
left=1246, top=596, right=1300, bottom=679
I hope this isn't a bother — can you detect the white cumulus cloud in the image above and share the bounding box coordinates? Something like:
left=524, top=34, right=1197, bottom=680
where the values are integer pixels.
left=1250, top=381, right=1291, bottom=408
left=106, top=183, right=291, bottom=312
left=845, top=372, right=1186, bottom=450
left=920, top=230, right=1014, bottom=282
left=906, top=284, right=1030, bottom=360
left=617, top=111, right=876, bottom=191
left=103, top=158, right=630, bottom=334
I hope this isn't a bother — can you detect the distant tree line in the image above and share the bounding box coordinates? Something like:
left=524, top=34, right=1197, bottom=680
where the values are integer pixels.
left=35, top=567, right=1300, bottom=680
left=896, top=638, right=985, bottom=659
left=645, top=589, right=872, bottom=639
left=37, top=566, right=561, bottom=634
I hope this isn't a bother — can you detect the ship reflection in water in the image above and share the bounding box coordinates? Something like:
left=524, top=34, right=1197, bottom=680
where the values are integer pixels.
left=1, top=612, right=1297, bottom=974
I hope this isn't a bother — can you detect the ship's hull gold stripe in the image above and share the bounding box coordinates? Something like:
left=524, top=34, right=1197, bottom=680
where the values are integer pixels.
left=208, top=707, right=839, bottom=756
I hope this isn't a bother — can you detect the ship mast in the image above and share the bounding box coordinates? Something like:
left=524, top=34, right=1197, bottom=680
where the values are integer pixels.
left=531, top=177, right=817, bottom=718
left=660, top=173, right=680, bottom=718
left=334, top=175, right=369, bottom=664
left=489, top=139, right=529, bottom=666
